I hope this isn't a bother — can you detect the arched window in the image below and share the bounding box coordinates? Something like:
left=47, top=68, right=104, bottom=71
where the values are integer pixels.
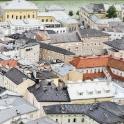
left=16, top=16, right=18, bottom=19
left=68, top=119, right=70, bottom=123
left=7, top=15, right=9, bottom=19
left=82, top=118, right=84, bottom=122
left=12, top=15, right=14, bottom=19
left=20, top=16, right=22, bottom=19
left=32, top=14, right=35, bottom=18
left=73, top=118, right=76, bottom=122
left=24, top=15, right=26, bottom=19
left=28, top=15, right=30, bottom=18
left=46, top=19, right=48, bottom=22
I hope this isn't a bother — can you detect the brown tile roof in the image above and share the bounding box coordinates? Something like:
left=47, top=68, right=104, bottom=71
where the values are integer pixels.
left=70, top=55, right=124, bottom=71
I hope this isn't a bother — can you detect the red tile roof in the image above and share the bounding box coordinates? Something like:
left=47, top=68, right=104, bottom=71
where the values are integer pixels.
left=70, top=55, right=124, bottom=71
left=0, top=59, right=17, bottom=68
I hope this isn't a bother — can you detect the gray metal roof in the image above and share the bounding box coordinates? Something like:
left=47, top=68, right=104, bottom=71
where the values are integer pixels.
left=79, top=29, right=109, bottom=38
left=28, top=80, right=70, bottom=102
left=0, top=96, right=37, bottom=124
left=5, top=68, right=28, bottom=85
left=105, top=38, right=124, bottom=50
left=49, top=32, right=81, bottom=44
left=43, top=102, right=124, bottom=124
left=26, top=117, right=58, bottom=124
left=39, top=42, right=75, bottom=55
left=36, top=71, right=59, bottom=80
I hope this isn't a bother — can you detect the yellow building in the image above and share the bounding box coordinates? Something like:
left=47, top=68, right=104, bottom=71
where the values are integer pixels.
left=0, top=0, right=38, bottom=21
left=37, top=12, right=55, bottom=23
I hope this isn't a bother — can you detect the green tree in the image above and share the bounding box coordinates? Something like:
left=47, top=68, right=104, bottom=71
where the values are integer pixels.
left=68, top=10, right=73, bottom=16
left=106, top=5, right=117, bottom=18
left=76, top=10, right=79, bottom=16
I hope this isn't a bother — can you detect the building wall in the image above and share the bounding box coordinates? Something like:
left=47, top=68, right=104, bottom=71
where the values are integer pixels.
left=47, top=114, right=99, bottom=124
left=79, top=8, right=109, bottom=30
left=17, top=79, right=35, bottom=96
left=3, top=76, right=35, bottom=96
left=40, top=48, right=74, bottom=63
left=64, top=23, right=79, bottom=32
left=46, top=27, right=67, bottom=34
left=71, top=97, right=112, bottom=104
left=2, top=111, right=37, bottom=124
left=37, top=16, right=55, bottom=22
left=20, top=44, right=40, bottom=63
left=52, top=42, right=83, bottom=56
left=3, top=76, right=17, bottom=92
left=82, top=36, right=109, bottom=49
left=4, top=10, right=37, bottom=21
left=68, top=70, right=83, bottom=81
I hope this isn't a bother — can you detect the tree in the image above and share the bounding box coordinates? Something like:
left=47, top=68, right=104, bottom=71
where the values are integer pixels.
left=106, top=5, right=117, bottom=18
left=68, top=10, right=73, bottom=16
left=76, top=10, right=79, bottom=16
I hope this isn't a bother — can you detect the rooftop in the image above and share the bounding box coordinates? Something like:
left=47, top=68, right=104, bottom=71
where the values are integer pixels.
left=0, top=95, right=37, bottom=124
left=5, top=68, right=28, bottom=85
left=67, top=81, right=113, bottom=100
left=0, top=0, right=38, bottom=10
left=28, top=80, right=70, bottom=102
left=39, top=42, right=75, bottom=55
left=43, top=102, right=124, bottom=124
left=36, top=70, right=59, bottom=80
left=51, top=63, right=74, bottom=76
left=79, top=29, right=109, bottom=38
left=45, top=5, right=65, bottom=12
left=105, top=38, right=124, bottom=50
left=49, top=32, right=81, bottom=44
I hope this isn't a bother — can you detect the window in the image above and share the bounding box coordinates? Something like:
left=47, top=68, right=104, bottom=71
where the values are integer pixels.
left=68, top=119, right=70, bottom=123
left=51, top=19, right=52, bottom=22
left=7, top=15, right=9, bottom=19
left=12, top=15, right=14, bottom=19
left=20, top=16, right=22, bottom=19
left=26, top=48, right=32, bottom=51
left=46, top=19, right=48, bottom=22
left=106, top=90, right=110, bottom=93
left=24, top=15, right=26, bottom=19
left=88, top=91, right=93, bottom=95
left=42, top=19, right=44, bottom=22
left=32, top=14, right=35, bottom=18
left=16, top=16, right=18, bottom=19
left=73, top=118, right=76, bottom=122
left=81, top=118, right=84, bottom=122
left=28, top=15, right=30, bottom=18
left=97, top=91, right=101, bottom=94
left=56, top=119, right=58, bottom=122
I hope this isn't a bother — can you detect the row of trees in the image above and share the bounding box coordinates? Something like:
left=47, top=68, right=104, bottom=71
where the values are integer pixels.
left=68, top=10, right=79, bottom=16
left=68, top=6, right=117, bottom=18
